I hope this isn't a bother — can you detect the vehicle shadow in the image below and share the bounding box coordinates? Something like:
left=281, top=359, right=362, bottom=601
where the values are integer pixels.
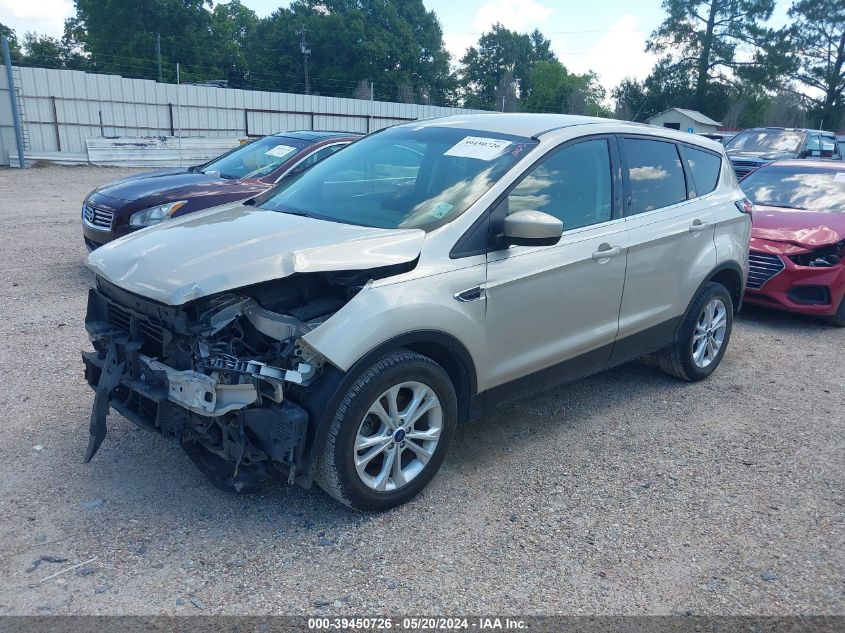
left=737, top=303, right=834, bottom=331
left=70, top=358, right=672, bottom=535
left=448, top=357, right=674, bottom=466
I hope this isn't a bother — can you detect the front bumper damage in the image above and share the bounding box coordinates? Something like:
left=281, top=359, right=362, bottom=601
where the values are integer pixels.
left=82, top=282, right=317, bottom=485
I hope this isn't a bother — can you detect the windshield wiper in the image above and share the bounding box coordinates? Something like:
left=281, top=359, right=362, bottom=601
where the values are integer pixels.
left=270, top=207, right=312, bottom=218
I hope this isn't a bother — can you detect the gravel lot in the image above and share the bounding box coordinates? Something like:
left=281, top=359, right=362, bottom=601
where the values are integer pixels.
left=0, top=164, right=842, bottom=616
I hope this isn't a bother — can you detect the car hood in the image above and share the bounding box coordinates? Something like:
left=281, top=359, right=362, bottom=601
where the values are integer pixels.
left=87, top=204, right=426, bottom=305
left=92, top=169, right=245, bottom=202
left=750, top=206, right=845, bottom=254
left=727, top=150, right=797, bottom=162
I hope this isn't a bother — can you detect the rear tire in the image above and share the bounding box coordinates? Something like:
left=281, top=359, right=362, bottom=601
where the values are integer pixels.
left=658, top=282, right=734, bottom=382
left=315, top=350, right=457, bottom=511
left=827, top=296, right=845, bottom=328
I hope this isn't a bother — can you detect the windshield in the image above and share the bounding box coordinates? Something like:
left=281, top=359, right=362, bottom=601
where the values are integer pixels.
left=257, top=126, right=538, bottom=231
left=201, top=136, right=306, bottom=180
left=725, top=129, right=804, bottom=154
left=741, top=166, right=845, bottom=212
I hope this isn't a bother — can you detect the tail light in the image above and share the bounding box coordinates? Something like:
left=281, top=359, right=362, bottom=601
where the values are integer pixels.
left=735, top=199, right=754, bottom=214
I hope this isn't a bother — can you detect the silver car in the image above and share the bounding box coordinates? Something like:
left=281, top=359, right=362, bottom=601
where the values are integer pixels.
left=82, top=114, right=752, bottom=510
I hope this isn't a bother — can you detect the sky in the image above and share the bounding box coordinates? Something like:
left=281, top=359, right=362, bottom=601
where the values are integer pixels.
left=0, top=0, right=792, bottom=94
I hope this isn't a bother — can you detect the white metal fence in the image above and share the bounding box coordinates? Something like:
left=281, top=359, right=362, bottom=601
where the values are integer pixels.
left=0, top=66, right=485, bottom=166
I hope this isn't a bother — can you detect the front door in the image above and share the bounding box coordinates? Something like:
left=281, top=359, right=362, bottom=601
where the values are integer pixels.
left=481, top=137, right=628, bottom=401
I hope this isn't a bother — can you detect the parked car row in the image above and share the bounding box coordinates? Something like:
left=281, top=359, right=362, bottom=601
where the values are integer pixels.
left=78, top=114, right=843, bottom=511
left=725, top=127, right=842, bottom=179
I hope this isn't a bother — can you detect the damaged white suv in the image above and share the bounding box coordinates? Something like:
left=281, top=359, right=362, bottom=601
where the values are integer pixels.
left=83, top=114, right=751, bottom=510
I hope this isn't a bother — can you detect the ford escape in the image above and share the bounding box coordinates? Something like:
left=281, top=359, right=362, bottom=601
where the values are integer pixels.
left=82, top=114, right=751, bottom=511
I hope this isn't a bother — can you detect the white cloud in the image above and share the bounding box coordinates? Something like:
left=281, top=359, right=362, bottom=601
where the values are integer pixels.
left=560, top=14, right=656, bottom=97
left=472, top=0, right=554, bottom=33
left=0, top=0, right=73, bottom=38
left=443, top=31, right=477, bottom=64
left=630, top=165, right=669, bottom=181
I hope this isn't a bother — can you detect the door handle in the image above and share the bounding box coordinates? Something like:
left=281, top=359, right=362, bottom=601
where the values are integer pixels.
left=689, top=219, right=708, bottom=233
left=591, top=245, right=623, bottom=261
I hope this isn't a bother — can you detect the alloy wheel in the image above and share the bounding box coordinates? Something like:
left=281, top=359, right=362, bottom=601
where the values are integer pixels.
left=692, top=298, right=728, bottom=369
left=354, top=381, right=443, bottom=492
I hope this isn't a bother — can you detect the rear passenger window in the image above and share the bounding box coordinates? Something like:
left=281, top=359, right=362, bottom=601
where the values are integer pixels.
left=623, top=138, right=687, bottom=214
left=684, top=147, right=721, bottom=196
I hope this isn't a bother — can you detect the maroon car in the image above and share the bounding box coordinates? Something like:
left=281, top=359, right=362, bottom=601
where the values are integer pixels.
left=81, top=130, right=360, bottom=250
left=740, top=160, right=845, bottom=326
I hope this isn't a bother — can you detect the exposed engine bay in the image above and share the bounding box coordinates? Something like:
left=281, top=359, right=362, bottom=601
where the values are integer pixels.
left=788, top=239, right=845, bottom=268
left=82, top=262, right=412, bottom=490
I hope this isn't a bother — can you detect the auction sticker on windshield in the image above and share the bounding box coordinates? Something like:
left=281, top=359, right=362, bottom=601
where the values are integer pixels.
left=265, top=145, right=296, bottom=158
left=445, top=136, right=512, bottom=160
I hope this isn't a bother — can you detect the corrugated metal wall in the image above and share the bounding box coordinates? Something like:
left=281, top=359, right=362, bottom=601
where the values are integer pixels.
left=0, top=67, right=17, bottom=163
left=0, top=66, right=487, bottom=166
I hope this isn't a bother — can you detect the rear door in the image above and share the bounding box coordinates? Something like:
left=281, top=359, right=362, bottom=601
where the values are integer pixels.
left=612, top=136, right=717, bottom=361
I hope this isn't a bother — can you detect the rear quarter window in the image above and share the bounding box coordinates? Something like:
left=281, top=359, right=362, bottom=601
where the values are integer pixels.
left=684, top=146, right=722, bottom=196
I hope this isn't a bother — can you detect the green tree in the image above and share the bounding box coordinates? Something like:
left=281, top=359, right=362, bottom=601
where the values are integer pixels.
left=780, top=0, right=845, bottom=129
left=17, top=32, right=89, bottom=70
left=646, top=0, right=778, bottom=110
left=612, top=59, right=699, bottom=122
left=1, top=22, right=20, bottom=59
left=66, top=0, right=216, bottom=81
left=523, top=60, right=607, bottom=115
left=246, top=0, right=455, bottom=103
left=209, top=0, right=258, bottom=87
left=612, top=78, right=648, bottom=120
left=458, top=24, right=555, bottom=109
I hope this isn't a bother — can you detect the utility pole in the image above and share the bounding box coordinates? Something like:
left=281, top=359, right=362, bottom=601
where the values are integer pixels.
left=297, top=27, right=311, bottom=95
left=176, top=62, right=182, bottom=166
left=2, top=36, right=26, bottom=168
left=156, top=33, right=162, bottom=82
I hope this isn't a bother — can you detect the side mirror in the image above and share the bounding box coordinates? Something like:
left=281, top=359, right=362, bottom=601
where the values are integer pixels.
left=501, top=210, right=563, bottom=247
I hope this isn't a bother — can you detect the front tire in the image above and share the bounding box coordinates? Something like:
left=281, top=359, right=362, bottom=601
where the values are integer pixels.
left=315, top=350, right=457, bottom=511
left=658, top=282, right=734, bottom=382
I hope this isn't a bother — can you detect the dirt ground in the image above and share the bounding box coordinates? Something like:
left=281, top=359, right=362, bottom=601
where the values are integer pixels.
left=0, top=165, right=842, bottom=616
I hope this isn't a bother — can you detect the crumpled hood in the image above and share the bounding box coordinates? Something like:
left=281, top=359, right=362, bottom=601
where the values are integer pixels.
left=87, top=203, right=426, bottom=305
left=750, top=207, right=845, bottom=254
left=93, top=169, right=230, bottom=202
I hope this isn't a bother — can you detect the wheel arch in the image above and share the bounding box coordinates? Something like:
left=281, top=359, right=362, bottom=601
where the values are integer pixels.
left=706, top=261, right=744, bottom=312
left=355, top=331, right=478, bottom=421
left=292, top=330, right=478, bottom=487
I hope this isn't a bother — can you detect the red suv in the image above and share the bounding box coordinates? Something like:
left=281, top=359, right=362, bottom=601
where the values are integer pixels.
left=740, top=160, right=845, bottom=326
left=81, top=131, right=359, bottom=250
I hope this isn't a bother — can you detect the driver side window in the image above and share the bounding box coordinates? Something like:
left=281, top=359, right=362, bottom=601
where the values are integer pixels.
left=507, top=139, right=612, bottom=231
